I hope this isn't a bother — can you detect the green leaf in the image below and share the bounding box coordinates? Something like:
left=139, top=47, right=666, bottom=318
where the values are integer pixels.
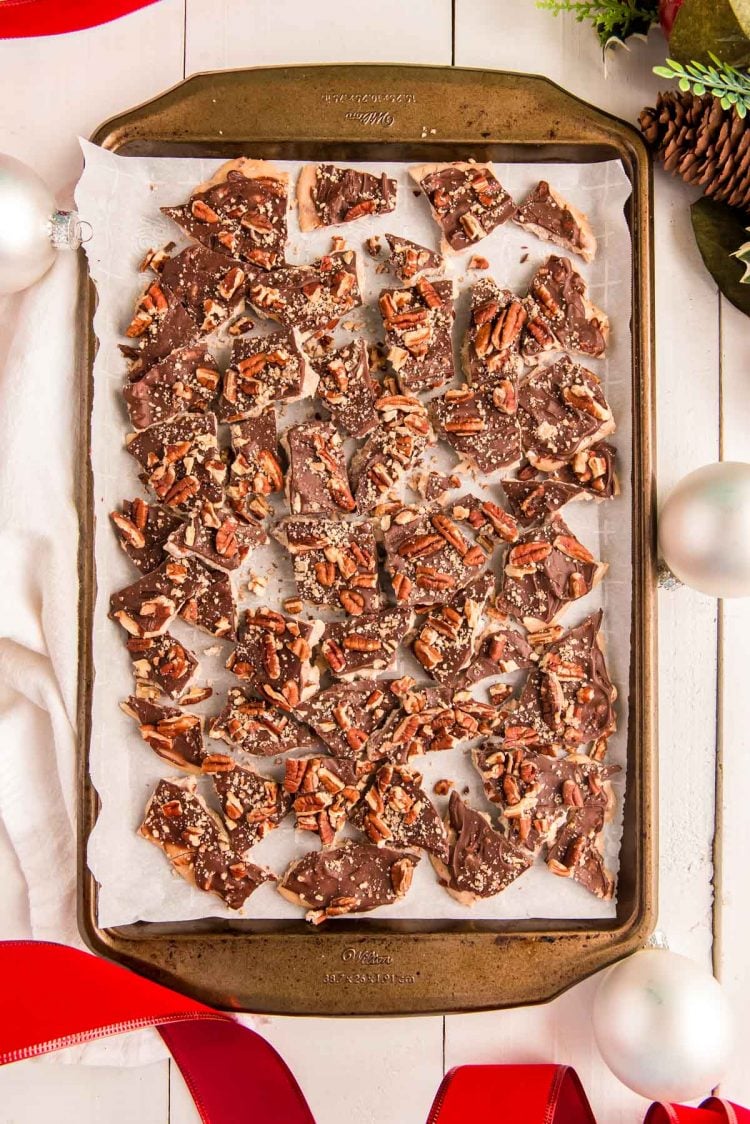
left=691, top=198, right=750, bottom=317
left=670, top=0, right=750, bottom=69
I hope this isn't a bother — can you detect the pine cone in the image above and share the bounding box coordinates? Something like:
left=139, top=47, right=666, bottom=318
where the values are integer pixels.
left=639, top=91, right=750, bottom=213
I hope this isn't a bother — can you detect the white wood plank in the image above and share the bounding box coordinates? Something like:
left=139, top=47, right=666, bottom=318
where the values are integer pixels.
left=714, top=295, right=750, bottom=1106
left=184, top=0, right=452, bottom=74
left=168, top=1015, right=444, bottom=1124
left=0, top=0, right=186, bottom=195
left=0, top=1059, right=168, bottom=1124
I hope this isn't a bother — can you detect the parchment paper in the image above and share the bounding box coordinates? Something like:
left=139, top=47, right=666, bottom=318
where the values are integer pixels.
left=76, top=140, right=632, bottom=926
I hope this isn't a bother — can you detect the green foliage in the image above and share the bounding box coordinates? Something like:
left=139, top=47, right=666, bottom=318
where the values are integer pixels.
left=536, top=0, right=659, bottom=48
left=654, top=53, right=750, bottom=117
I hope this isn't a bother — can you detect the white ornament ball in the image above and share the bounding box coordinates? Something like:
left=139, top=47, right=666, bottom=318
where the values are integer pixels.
left=659, top=461, right=750, bottom=598
left=593, top=949, right=734, bottom=1102
left=0, top=153, right=57, bottom=294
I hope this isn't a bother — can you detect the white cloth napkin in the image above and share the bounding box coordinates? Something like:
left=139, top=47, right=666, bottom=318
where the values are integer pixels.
left=0, top=252, right=165, bottom=1065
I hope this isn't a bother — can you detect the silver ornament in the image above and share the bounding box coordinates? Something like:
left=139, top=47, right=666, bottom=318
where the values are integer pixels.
left=593, top=949, right=734, bottom=1102
left=659, top=461, right=750, bottom=598
left=0, top=153, right=83, bottom=294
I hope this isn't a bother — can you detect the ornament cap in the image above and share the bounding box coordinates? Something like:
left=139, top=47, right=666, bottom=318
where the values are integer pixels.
left=48, top=209, right=88, bottom=251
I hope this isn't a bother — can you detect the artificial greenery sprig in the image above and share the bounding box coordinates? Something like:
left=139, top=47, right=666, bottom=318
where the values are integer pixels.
left=535, top=0, right=659, bottom=49
left=654, top=54, right=750, bottom=118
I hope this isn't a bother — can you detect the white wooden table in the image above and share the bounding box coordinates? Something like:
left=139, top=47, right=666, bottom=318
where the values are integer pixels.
left=0, top=2, right=748, bottom=1121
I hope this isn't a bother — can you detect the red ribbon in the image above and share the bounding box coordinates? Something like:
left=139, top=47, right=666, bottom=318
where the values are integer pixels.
left=1, top=942, right=747, bottom=1124
left=0, top=0, right=161, bottom=39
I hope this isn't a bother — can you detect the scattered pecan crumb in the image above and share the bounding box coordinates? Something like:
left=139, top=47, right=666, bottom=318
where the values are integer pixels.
left=433, top=778, right=453, bottom=796
left=365, top=236, right=381, bottom=257
left=283, top=597, right=303, bottom=615
left=468, top=255, right=490, bottom=270
left=331, top=235, right=348, bottom=252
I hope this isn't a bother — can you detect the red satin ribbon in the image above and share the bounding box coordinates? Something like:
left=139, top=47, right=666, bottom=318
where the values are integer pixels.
left=0, top=942, right=747, bottom=1124
left=0, top=0, right=160, bottom=39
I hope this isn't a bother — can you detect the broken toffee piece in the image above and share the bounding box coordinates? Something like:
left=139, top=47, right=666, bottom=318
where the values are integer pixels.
left=460, top=623, right=536, bottom=687
left=247, top=250, right=363, bottom=337
left=517, top=356, right=615, bottom=472
left=379, top=278, right=456, bottom=393
left=319, top=606, right=415, bottom=680
left=350, top=391, right=434, bottom=513
left=433, top=792, right=533, bottom=903
left=178, top=558, right=238, bottom=640
left=281, top=420, right=356, bottom=515
left=384, top=232, right=444, bottom=282
left=514, top=181, right=597, bottom=263
left=120, top=281, right=197, bottom=380
left=140, top=778, right=273, bottom=910
left=546, top=806, right=614, bottom=900
left=226, top=408, right=283, bottom=525
left=166, top=501, right=266, bottom=573
left=158, top=244, right=247, bottom=333
left=120, top=695, right=205, bottom=772
left=382, top=503, right=487, bottom=608
left=297, top=164, right=397, bottom=230
left=125, top=631, right=198, bottom=701
left=553, top=441, right=619, bottom=500
left=494, top=514, right=606, bottom=632
left=110, top=498, right=181, bottom=574
left=448, top=495, right=520, bottom=555
left=412, top=470, right=462, bottom=504
left=273, top=516, right=381, bottom=615
left=211, top=765, right=291, bottom=854
left=310, top=339, right=379, bottom=438
left=278, top=839, right=417, bottom=924
left=500, top=478, right=585, bottom=527
left=412, top=572, right=495, bottom=684
left=109, top=557, right=198, bottom=638
left=209, top=686, right=320, bottom=756
left=353, top=762, right=449, bottom=861
left=161, top=157, right=289, bottom=271
left=295, top=681, right=397, bottom=760
left=462, top=278, right=526, bottom=389
left=227, top=608, right=323, bottom=710
left=410, top=161, right=515, bottom=252
left=123, top=344, right=221, bottom=430
left=522, top=256, right=609, bottom=361
left=431, top=385, right=522, bottom=475
left=219, top=327, right=316, bottom=421
left=283, top=754, right=360, bottom=844
left=125, top=413, right=226, bottom=515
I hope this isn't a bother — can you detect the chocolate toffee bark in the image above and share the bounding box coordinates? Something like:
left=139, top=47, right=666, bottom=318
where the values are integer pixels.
left=552, top=440, right=619, bottom=500
left=350, top=390, right=434, bottom=513
left=545, top=806, right=614, bottom=900
left=211, top=765, right=291, bottom=854
left=500, top=478, right=585, bottom=527
left=431, top=385, right=522, bottom=475
left=209, top=686, right=320, bottom=756
left=178, top=558, right=238, bottom=640
left=125, top=413, right=226, bottom=515
left=448, top=495, right=520, bottom=556
left=522, top=256, right=609, bottom=361
left=283, top=754, right=361, bottom=844
left=125, top=631, right=198, bottom=701
left=247, top=250, right=363, bottom=337
left=494, top=514, right=606, bottom=632
left=412, top=572, right=495, bottom=684
left=433, top=792, right=533, bottom=903
left=110, top=499, right=181, bottom=574
left=281, top=421, right=356, bottom=515
left=295, top=681, right=397, bottom=760
left=297, top=164, right=397, bottom=230
left=219, top=328, right=316, bottom=421
left=166, top=501, right=266, bottom=573
left=273, top=516, right=381, bottom=615
left=382, top=503, right=487, bottom=607
left=514, top=182, right=597, bottom=263
left=161, top=157, right=289, bottom=271
left=353, top=762, right=448, bottom=861
left=384, top=232, right=443, bottom=282
left=310, top=339, right=379, bottom=437
left=120, top=280, right=197, bottom=380
left=409, top=162, right=515, bottom=252
left=278, top=839, right=417, bottom=924
left=109, top=557, right=198, bottom=638
left=473, top=744, right=618, bottom=849
left=226, top=408, right=283, bottom=525
left=140, top=778, right=273, bottom=910
left=121, top=695, right=205, bottom=772
left=413, top=471, right=462, bottom=504
left=158, top=244, right=247, bottom=333
left=123, top=345, right=221, bottom=430
left=379, top=278, right=455, bottom=393
left=462, top=278, right=526, bottom=390
left=517, top=357, right=615, bottom=472
left=367, top=682, right=504, bottom=764
left=459, top=623, right=536, bottom=687
left=227, top=608, right=323, bottom=710
left=319, top=606, right=415, bottom=680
